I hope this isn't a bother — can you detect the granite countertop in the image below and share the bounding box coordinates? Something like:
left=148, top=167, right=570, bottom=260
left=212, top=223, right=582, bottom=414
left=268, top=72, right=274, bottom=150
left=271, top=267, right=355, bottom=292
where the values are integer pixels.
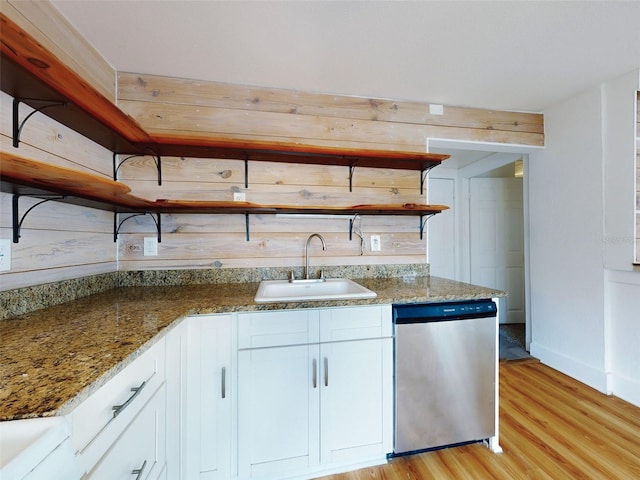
left=0, top=276, right=503, bottom=421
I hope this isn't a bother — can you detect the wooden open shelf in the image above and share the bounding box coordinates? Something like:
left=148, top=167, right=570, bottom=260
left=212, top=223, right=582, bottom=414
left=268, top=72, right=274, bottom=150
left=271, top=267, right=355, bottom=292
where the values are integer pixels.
left=1, top=153, right=448, bottom=242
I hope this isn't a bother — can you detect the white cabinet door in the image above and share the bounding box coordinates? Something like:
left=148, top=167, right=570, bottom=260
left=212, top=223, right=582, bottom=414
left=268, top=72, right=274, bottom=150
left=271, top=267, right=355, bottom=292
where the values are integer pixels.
left=185, top=315, right=233, bottom=480
left=319, top=337, right=393, bottom=465
left=238, top=344, right=320, bottom=479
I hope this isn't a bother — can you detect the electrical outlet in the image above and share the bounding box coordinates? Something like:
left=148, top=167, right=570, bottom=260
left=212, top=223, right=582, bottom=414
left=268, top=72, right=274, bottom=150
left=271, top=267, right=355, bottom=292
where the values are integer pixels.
left=0, top=239, right=11, bottom=272
left=234, top=192, right=246, bottom=202
left=370, top=235, right=381, bottom=252
left=144, top=237, right=158, bottom=256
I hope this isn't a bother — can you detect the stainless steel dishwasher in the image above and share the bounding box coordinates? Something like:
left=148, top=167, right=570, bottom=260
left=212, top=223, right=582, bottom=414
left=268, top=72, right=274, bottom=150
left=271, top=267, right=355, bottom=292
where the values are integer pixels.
left=393, top=299, right=497, bottom=455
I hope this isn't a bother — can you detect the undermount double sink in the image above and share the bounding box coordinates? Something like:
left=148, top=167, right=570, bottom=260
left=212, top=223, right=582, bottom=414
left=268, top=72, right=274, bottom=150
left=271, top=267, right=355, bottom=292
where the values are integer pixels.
left=254, top=278, right=377, bottom=303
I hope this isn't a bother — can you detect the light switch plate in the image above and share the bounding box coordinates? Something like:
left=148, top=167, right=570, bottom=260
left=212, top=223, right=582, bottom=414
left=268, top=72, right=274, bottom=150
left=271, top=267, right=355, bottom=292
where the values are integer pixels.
left=0, top=239, right=11, bottom=272
left=143, top=237, right=158, bottom=256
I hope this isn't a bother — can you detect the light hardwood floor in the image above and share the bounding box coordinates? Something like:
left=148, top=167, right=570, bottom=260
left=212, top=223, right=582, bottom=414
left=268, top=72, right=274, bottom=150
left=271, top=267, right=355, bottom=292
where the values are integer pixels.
left=317, top=360, right=640, bottom=479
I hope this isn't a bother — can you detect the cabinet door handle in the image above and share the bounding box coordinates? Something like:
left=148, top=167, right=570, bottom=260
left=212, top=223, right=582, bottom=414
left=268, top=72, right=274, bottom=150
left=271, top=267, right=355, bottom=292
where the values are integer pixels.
left=131, top=459, right=147, bottom=479
left=312, top=358, right=317, bottom=388
left=324, top=357, right=329, bottom=387
left=221, top=366, right=226, bottom=399
left=112, top=381, right=146, bottom=418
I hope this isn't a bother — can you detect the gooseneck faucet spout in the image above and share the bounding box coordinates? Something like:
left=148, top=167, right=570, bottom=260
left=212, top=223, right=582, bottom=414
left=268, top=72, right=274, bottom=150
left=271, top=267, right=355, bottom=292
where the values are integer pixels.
left=305, top=233, right=326, bottom=280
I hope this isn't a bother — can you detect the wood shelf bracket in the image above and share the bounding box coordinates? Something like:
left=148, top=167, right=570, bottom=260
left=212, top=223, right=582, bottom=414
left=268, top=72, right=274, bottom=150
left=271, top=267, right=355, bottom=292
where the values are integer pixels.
left=13, top=98, right=66, bottom=148
left=113, top=152, right=162, bottom=185
left=12, top=194, right=66, bottom=243
left=419, top=213, right=437, bottom=240
left=114, top=212, right=161, bottom=242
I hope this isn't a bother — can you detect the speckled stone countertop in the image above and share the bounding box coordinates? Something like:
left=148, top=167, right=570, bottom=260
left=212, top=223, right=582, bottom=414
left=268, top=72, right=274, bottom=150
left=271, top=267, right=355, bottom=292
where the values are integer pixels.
left=0, top=276, right=503, bottom=421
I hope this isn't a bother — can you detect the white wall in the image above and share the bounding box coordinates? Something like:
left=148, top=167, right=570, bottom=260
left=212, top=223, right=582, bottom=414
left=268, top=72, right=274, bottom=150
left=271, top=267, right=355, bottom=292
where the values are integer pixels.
left=529, top=85, right=607, bottom=391
left=529, top=69, right=640, bottom=406
left=603, top=70, right=640, bottom=406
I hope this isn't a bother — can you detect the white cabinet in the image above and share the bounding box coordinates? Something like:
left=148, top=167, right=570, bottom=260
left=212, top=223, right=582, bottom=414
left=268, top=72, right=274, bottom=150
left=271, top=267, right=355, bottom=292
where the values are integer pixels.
left=66, top=339, right=166, bottom=478
left=237, top=305, right=393, bottom=480
left=184, top=314, right=234, bottom=480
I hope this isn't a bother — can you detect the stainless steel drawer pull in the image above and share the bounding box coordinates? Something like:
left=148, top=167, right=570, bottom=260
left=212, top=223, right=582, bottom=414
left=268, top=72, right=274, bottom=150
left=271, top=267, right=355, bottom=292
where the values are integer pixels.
left=112, top=381, right=146, bottom=418
left=221, top=366, right=226, bottom=399
left=324, top=357, right=329, bottom=387
left=131, top=460, right=147, bottom=480
left=312, top=359, right=317, bottom=388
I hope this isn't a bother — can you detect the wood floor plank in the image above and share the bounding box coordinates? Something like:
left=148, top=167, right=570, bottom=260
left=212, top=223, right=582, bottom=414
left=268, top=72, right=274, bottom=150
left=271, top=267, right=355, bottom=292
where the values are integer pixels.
left=315, top=361, right=640, bottom=480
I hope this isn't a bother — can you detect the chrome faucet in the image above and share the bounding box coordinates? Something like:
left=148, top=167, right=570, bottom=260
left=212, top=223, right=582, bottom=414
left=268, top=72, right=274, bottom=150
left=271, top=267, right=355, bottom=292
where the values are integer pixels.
left=305, top=233, right=326, bottom=280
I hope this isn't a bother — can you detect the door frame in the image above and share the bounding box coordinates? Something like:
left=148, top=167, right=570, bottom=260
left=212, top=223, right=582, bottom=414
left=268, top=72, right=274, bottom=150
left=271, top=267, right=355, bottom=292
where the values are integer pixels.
left=427, top=139, right=542, bottom=349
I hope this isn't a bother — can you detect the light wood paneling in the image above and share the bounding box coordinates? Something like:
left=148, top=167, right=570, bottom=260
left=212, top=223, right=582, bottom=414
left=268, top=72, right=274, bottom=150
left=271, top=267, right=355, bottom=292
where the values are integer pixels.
left=117, top=72, right=543, bottom=154
left=118, top=72, right=544, bottom=135
left=118, top=99, right=543, bottom=151
left=1, top=0, right=115, bottom=102
left=316, top=361, right=640, bottom=480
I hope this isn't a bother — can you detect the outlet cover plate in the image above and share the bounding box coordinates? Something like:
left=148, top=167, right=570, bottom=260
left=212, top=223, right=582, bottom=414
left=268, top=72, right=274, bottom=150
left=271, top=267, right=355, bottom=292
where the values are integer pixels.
left=143, top=237, right=158, bottom=256
left=370, top=235, right=381, bottom=252
left=0, top=239, right=11, bottom=272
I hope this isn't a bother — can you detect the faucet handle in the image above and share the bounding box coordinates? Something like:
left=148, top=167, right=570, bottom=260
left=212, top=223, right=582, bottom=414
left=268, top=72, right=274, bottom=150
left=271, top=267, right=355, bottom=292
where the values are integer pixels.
left=288, top=271, right=295, bottom=282
left=319, top=269, right=326, bottom=281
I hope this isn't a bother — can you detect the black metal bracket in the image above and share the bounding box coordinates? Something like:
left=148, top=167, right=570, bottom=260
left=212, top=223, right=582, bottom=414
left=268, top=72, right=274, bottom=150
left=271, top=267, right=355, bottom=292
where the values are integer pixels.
left=419, top=213, right=437, bottom=240
left=348, top=164, right=356, bottom=192
left=244, top=154, right=249, bottom=189
left=12, top=194, right=66, bottom=243
left=420, top=164, right=438, bottom=195
left=113, top=152, right=162, bottom=185
left=114, top=212, right=161, bottom=242
left=348, top=213, right=360, bottom=241
left=13, top=98, right=66, bottom=148
left=349, top=214, right=365, bottom=255
left=245, top=213, right=250, bottom=241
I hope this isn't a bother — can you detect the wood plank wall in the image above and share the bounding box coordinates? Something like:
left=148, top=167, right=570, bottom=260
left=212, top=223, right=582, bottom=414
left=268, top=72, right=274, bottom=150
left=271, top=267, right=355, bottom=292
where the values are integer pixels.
left=0, top=92, right=116, bottom=290
left=115, top=73, right=543, bottom=272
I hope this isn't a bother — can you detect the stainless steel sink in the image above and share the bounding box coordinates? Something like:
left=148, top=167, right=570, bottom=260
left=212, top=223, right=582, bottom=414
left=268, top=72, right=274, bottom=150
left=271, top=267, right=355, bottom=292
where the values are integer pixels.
left=254, top=278, right=377, bottom=303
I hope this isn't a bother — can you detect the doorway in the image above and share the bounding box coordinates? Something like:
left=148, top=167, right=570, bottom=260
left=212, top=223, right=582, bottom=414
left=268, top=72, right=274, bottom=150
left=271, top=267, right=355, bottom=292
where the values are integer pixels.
left=427, top=140, right=538, bottom=350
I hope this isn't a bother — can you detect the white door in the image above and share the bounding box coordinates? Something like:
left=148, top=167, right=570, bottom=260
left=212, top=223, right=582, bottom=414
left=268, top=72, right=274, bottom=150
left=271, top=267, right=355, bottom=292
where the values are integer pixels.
left=319, top=338, right=392, bottom=464
left=428, top=178, right=456, bottom=279
left=185, top=315, right=233, bottom=480
left=237, top=345, right=320, bottom=478
left=470, top=177, right=525, bottom=324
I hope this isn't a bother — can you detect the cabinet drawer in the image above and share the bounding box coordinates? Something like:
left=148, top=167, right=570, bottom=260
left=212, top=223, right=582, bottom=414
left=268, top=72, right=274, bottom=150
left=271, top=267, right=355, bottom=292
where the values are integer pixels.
left=68, top=339, right=165, bottom=469
left=238, top=310, right=319, bottom=349
left=86, top=383, right=166, bottom=480
left=320, top=305, right=392, bottom=342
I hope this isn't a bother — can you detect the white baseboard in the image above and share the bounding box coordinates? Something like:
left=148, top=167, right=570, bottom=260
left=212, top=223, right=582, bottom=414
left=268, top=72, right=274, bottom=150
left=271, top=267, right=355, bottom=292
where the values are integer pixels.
left=607, top=372, right=640, bottom=408
left=529, top=342, right=608, bottom=393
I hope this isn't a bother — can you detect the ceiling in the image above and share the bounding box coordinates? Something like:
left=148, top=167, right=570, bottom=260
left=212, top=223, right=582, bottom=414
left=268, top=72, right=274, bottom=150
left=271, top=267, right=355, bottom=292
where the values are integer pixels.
left=51, top=1, right=640, bottom=114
